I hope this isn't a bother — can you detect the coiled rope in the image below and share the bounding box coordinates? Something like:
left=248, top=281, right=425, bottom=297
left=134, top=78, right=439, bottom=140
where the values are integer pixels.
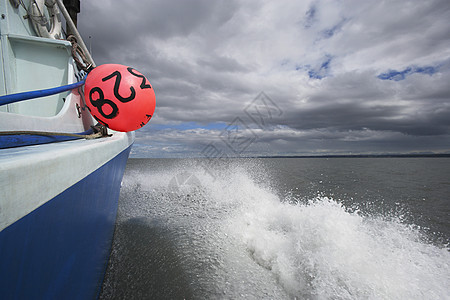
left=67, top=35, right=92, bottom=72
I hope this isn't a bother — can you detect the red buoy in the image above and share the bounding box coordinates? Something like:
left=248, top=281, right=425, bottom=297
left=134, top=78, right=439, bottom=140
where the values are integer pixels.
left=84, top=64, right=156, bottom=132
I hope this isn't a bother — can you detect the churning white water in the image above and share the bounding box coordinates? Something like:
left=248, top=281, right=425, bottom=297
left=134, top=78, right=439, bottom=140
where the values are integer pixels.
left=103, top=159, right=450, bottom=299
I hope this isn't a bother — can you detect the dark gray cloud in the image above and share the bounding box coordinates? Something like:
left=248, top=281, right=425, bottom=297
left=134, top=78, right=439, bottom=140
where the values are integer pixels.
left=78, top=0, right=450, bottom=157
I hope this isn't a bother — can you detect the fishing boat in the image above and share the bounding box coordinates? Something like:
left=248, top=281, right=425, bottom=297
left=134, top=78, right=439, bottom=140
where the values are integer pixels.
left=0, top=0, right=154, bottom=298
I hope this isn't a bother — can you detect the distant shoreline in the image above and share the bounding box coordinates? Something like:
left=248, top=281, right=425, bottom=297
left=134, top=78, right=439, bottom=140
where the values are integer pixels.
left=130, top=153, right=450, bottom=159
left=254, top=154, right=450, bottom=158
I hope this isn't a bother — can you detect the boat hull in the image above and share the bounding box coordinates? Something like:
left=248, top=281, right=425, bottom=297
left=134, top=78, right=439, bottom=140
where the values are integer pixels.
left=0, top=145, right=131, bottom=299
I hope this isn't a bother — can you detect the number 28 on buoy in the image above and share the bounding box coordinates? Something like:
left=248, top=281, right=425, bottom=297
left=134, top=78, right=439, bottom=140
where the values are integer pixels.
left=84, top=64, right=156, bottom=132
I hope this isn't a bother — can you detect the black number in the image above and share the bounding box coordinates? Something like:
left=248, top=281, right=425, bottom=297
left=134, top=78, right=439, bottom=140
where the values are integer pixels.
left=102, top=71, right=136, bottom=103
left=89, top=87, right=119, bottom=119
left=127, top=67, right=152, bottom=89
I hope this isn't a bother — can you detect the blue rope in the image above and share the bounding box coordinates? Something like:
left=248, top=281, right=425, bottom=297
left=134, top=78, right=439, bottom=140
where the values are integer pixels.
left=0, top=77, right=86, bottom=106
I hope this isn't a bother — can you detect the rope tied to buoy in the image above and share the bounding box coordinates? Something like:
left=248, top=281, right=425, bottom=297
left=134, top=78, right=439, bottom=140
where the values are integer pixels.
left=0, top=77, right=86, bottom=106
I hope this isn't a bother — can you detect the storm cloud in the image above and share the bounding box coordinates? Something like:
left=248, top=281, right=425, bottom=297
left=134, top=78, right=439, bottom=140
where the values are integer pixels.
left=78, top=0, right=450, bottom=157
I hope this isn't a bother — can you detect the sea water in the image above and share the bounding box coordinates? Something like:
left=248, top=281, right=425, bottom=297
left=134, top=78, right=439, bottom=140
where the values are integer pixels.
left=100, top=158, right=450, bottom=299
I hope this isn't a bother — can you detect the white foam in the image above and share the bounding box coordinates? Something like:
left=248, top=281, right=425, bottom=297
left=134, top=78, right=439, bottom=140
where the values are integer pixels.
left=120, top=160, right=450, bottom=299
left=229, top=196, right=450, bottom=299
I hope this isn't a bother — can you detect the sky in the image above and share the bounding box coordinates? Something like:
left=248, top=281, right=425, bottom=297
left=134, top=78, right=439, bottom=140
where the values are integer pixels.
left=78, top=0, right=450, bottom=158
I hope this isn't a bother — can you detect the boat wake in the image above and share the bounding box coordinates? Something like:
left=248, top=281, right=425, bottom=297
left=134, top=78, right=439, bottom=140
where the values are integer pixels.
left=101, top=159, right=450, bottom=299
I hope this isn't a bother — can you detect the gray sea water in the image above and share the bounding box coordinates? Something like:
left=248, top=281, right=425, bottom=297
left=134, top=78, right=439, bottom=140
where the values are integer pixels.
left=100, top=158, right=450, bottom=299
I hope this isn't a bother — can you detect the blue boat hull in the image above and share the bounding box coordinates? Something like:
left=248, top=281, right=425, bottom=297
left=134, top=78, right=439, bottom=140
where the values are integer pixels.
left=0, top=146, right=131, bottom=299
